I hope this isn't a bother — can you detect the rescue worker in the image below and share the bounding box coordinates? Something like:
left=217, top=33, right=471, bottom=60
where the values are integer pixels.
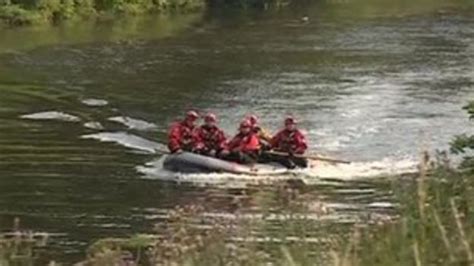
left=269, top=116, right=308, bottom=169
left=221, top=120, right=261, bottom=164
left=194, top=113, right=227, bottom=157
left=247, top=115, right=273, bottom=144
left=167, top=110, right=200, bottom=153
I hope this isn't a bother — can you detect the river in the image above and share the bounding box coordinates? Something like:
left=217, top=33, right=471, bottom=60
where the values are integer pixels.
left=0, top=0, right=473, bottom=263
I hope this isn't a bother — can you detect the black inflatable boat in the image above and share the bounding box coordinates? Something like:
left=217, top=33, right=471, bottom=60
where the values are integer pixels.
left=162, top=152, right=288, bottom=176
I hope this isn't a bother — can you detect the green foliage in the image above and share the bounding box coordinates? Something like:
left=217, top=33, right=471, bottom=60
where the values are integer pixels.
left=0, top=4, right=44, bottom=25
left=451, top=101, right=474, bottom=170
left=0, top=0, right=301, bottom=26
left=74, top=0, right=96, bottom=17
left=463, top=101, right=474, bottom=120
left=451, top=134, right=474, bottom=154
left=0, top=0, right=206, bottom=26
left=208, top=0, right=291, bottom=10
left=0, top=0, right=12, bottom=6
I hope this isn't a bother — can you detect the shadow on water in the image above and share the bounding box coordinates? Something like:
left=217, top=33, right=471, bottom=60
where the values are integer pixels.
left=0, top=0, right=473, bottom=263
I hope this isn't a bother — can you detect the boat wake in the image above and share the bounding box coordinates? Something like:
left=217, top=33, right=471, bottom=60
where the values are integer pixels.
left=78, top=128, right=418, bottom=187
left=81, top=132, right=165, bottom=154
left=302, top=156, right=417, bottom=181
left=137, top=154, right=418, bottom=187
left=79, top=131, right=418, bottom=187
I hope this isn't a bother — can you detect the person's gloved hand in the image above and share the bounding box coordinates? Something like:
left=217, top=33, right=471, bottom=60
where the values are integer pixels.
left=195, top=143, right=205, bottom=150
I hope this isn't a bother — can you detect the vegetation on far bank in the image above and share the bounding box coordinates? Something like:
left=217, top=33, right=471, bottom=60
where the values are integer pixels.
left=0, top=0, right=205, bottom=26
left=0, top=0, right=306, bottom=26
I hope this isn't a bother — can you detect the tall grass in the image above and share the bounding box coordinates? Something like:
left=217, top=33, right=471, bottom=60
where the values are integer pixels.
left=341, top=154, right=473, bottom=266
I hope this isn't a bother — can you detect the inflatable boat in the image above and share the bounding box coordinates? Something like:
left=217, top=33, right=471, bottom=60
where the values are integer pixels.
left=162, top=152, right=289, bottom=176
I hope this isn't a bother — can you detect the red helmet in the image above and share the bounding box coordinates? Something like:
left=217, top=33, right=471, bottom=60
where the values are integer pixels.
left=186, top=110, right=199, bottom=120
left=240, top=120, right=252, bottom=128
left=247, top=115, right=258, bottom=126
left=204, top=113, right=217, bottom=123
left=285, top=116, right=297, bottom=125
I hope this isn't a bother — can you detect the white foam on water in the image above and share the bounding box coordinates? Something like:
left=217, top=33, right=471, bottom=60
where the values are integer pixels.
left=81, top=132, right=165, bottom=153
left=108, top=116, right=158, bottom=131
left=81, top=98, right=109, bottom=107
left=20, top=111, right=81, bottom=122
left=136, top=155, right=418, bottom=188
left=83, top=121, right=104, bottom=130
left=302, top=156, right=418, bottom=183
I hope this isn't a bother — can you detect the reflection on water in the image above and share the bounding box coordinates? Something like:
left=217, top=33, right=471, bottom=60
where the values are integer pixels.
left=0, top=0, right=473, bottom=263
left=0, top=14, right=203, bottom=53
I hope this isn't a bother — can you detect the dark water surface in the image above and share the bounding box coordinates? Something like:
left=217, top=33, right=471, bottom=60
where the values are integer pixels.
left=1, top=0, right=473, bottom=263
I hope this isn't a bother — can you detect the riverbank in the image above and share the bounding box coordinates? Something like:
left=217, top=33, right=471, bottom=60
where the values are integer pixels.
left=0, top=0, right=298, bottom=26
left=0, top=0, right=205, bottom=26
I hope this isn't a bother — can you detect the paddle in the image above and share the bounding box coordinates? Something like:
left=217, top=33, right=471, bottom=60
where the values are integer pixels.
left=266, top=150, right=351, bottom=164
left=156, top=146, right=351, bottom=164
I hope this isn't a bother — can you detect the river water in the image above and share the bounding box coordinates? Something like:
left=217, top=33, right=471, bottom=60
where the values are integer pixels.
left=1, top=0, right=473, bottom=263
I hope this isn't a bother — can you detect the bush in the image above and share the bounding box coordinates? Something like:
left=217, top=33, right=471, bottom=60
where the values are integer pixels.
left=0, top=0, right=306, bottom=26
left=451, top=101, right=474, bottom=170
left=0, top=0, right=12, bottom=6
left=0, top=0, right=206, bottom=26
left=74, top=0, right=96, bottom=17
left=0, top=4, right=44, bottom=25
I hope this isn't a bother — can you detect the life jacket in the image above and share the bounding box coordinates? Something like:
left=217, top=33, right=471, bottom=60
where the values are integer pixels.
left=227, top=132, right=261, bottom=153
left=271, top=129, right=307, bottom=154
left=196, top=125, right=226, bottom=151
left=168, top=121, right=197, bottom=152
